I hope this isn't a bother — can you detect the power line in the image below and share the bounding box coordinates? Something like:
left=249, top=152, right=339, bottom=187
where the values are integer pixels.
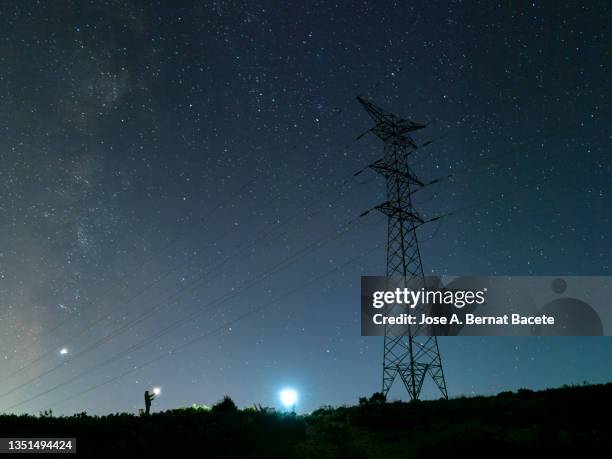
left=3, top=70, right=401, bottom=371
left=1, top=179, right=256, bottom=372
left=3, top=91, right=371, bottom=372
left=0, top=178, right=361, bottom=396
left=39, top=241, right=383, bottom=413
left=415, top=109, right=612, bottom=182
left=0, top=168, right=364, bottom=385
left=0, top=216, right=360, bottom=409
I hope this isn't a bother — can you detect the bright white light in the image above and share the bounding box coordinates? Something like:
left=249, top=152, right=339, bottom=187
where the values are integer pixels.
left=279, top=388, right=298, bottom=408
left=59, top=348, right=68, bottom=355
left=152, top=387, right=161, bottom=396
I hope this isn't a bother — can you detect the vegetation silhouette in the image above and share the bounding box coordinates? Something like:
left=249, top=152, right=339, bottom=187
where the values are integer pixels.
left=359, top=391, right=386, bottom=406
left=212, top=395, right=238, bottom=413
left=0, top=384, right=610, bottom=457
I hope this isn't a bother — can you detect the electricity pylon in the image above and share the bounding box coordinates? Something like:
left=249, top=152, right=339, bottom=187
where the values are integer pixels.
left=356, top=96, right=448, bottom=400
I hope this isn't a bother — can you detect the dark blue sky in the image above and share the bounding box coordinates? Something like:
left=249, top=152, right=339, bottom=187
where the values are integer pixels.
left=0, top=0, right=610, bottom=414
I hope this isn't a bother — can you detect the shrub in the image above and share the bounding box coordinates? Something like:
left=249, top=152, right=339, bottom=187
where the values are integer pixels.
left=212, top=396, right=238, bottom=413
left=369, top=392, right=386, bottom=404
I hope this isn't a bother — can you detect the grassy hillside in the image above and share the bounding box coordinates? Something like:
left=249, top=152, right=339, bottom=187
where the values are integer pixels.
left=1, top=384, right=610, bottom=458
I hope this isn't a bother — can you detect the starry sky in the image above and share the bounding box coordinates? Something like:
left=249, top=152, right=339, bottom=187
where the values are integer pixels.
left=0, top=0, right=610, bottom=415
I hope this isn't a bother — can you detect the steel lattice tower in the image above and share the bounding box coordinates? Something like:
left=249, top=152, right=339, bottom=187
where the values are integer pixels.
left=357, top=96, right=448, bottom=400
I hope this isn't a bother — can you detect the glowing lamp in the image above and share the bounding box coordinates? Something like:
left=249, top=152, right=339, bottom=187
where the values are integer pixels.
left=279, top=388, right=298, bottom=408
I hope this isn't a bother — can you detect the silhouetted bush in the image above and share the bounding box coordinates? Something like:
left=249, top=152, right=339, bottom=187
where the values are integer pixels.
left=212, top=395, right=238, bottom=413
left=369, top=392, right=386, bottom=404
left=358, top=392, right=387, bottom=406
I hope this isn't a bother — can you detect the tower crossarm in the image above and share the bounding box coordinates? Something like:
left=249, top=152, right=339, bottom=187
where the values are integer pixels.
left=356, top=96, right=427, bottom=146
left=369, top=162, right=425, bottom=188
left=372, top=201, right=424, bottom=225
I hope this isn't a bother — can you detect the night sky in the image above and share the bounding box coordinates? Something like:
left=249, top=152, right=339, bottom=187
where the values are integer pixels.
left=0, top=0, right=610, bottom=415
